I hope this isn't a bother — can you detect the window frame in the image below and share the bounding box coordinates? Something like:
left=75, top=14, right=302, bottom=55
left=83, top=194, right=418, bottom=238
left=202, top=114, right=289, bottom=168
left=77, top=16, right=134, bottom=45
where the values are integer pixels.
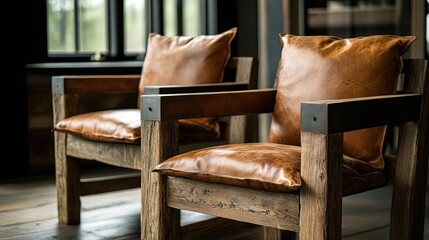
left=47, top=0, right=209, bottom=62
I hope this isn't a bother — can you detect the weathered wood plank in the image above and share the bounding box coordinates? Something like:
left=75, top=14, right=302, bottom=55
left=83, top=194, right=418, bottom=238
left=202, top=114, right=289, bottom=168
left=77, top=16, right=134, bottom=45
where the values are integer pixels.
left=166, top=177, right=300, bottom=232
left=143, top=82, right=249, bottom=94
left=300, top=132, right=343, bottom=240
left=300, top=94, right=421, bottom=134
left=52, top=75, right=140, bottom=94
left=55, top=131, right=81, bottom=224
left=390, top=59, right=429, bottom=240
left=234, top=57, right=258, bottom=89
left=141, top=120, right=180, bottom=240
left=141, top=89, right=276, bottom=121
left=52, top=92, right=82, bottom=224
left=66, top=134, right=141, bottom=170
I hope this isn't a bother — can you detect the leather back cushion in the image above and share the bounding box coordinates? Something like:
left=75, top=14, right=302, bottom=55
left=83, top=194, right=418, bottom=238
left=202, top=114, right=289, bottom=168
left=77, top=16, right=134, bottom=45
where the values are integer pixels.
left=138, top=27, right=237, bottom=98
left=137, top=27, right=237, bottom=135
left=268, top=34, right=416, bottom=169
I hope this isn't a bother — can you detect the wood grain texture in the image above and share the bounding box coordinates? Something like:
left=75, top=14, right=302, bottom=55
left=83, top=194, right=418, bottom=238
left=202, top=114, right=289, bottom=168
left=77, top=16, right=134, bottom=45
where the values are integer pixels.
left=300, top=132, right=343, bottom=240
left=166, top=177, right=300, bottom=232
left=227, top=57, right=261, bottom=142
left=52, top=75, right=140, bottom=94
left=54, top=131, right=81, bottom=224
left=229, top=115, right=247, bottom=143
left=234, top=57, right=259, bottom=89
left=141, top=89, right=276, bottom=121
left=300, top=94, right=421, bottom=134
left=143, top=82, right=249, bottom=94
left=66, top=134, right=141, bottom=169
left=390, top=59, right=429, bottom=240
left=52, top=76, right=138, bottom=225
left=141, top=120, right=180, bottom=240
left=53, top=93, right=82, bottom=224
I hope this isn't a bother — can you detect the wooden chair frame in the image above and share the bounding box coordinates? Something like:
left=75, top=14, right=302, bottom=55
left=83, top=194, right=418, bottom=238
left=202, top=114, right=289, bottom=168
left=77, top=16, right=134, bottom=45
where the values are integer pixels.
left=52, top=57, right=258, bottom=225
left=140, top=59, right=429, bottom=240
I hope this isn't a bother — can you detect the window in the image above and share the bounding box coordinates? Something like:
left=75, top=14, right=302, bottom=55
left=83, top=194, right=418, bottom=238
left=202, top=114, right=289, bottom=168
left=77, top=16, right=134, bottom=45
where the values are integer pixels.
left=47, top=0, right=204, bottom=60
left=305, top=0, right=402, bottom=37
left=47, top=0, right=108, bottom=55
left=124, top=0, right=146, bottom=54
left=163, top=0, right=201, bottom=36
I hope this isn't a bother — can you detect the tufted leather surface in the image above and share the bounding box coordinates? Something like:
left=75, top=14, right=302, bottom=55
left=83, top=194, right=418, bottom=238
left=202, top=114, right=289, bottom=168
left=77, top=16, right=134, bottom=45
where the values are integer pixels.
left=154, top=34, right=416, bottom=194
left=54, top=109, right=221, bottom=144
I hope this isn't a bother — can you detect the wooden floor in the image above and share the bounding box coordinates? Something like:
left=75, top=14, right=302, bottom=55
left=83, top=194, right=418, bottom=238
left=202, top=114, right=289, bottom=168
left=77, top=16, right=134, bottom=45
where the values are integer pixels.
left=1, top=165, right=429, bottom=240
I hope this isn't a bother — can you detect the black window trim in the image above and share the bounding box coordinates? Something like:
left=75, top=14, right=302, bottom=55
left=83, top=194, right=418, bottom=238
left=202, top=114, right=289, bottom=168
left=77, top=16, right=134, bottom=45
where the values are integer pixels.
left=47, top=0, right=211, bottom=63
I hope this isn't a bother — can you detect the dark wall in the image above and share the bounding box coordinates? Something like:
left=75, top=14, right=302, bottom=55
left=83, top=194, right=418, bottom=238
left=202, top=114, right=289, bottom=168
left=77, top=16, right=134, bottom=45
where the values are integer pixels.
left=236, top=0, right=258, bottom=59
left=215, top=0, right=259, bottom=59
left=0, top=0, right=46, bottom=178
left=1, top=1, right=47, bottom=179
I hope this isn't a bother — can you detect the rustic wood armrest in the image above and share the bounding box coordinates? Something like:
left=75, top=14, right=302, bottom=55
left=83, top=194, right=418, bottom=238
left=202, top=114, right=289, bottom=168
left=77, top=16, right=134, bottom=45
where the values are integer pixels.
left=52, top=75, right=140, bottom=94
left=300, top=93, right=422, bottom=134
left=52, top=75, right=140, bottom=121
left=140, top=88, right=277, bottom=121
left=143, top=82, right=249, bottom=95
left=299, top=93, right=423, bottom=230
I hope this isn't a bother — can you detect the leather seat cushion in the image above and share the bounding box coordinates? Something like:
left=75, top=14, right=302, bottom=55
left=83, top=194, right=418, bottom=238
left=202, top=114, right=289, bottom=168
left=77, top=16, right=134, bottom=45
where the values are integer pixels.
left=153, top=143, right=386, bottom=195
left=54, top=109, right=220, bottom=144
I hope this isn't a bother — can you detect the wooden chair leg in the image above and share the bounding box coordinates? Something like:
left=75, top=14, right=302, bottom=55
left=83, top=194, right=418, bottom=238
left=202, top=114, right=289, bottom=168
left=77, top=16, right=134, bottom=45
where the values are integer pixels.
left=55, top=132, right=81, bottom=224
left=300, top=132, right=343, bottom=240
left=390, top=122, right=428, bottom=240
left=141, top=120, right=180, bottom=240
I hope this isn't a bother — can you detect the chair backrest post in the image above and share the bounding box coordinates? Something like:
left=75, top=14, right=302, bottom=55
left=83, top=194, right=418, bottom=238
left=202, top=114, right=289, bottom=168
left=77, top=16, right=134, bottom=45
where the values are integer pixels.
left=228, top=57, right=259, bottom=144
left=390, top=59, right=429, bottom=240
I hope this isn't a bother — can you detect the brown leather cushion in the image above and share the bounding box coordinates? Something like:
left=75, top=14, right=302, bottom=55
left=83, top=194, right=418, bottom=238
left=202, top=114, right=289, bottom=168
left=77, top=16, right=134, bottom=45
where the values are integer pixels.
left=153, top=143, right=386, bottom=195
left=54, top=109, right=221, bottom=144
left=268, top=34, right=416, bottom=169
left=153, top=34, right=416, bottom=193
left=138, top=28, right=237, bottom=135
